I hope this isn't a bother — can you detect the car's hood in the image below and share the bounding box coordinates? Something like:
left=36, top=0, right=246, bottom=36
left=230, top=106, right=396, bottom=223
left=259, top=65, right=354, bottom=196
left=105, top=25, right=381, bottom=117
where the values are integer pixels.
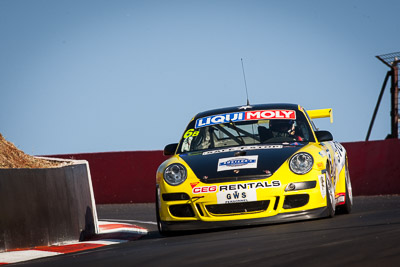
left=180, top=143, right=306, bottom=183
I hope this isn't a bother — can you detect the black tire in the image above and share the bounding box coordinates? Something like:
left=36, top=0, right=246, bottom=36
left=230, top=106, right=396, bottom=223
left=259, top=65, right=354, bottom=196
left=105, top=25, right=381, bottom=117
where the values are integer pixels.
left=325, top=168, right=335, bottom=218
left=155, top=189, right=173, bottom=236
left=336, top=164, right=353, bottom=214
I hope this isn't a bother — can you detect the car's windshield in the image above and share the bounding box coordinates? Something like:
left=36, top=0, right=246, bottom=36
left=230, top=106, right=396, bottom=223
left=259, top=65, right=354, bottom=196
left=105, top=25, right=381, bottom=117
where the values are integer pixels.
left=178, top=109, right=315, bottom=153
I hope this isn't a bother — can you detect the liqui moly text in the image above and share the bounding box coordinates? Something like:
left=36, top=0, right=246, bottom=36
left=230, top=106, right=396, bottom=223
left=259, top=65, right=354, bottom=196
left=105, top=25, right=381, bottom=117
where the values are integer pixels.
left=195, top=110, right=296, bottom=128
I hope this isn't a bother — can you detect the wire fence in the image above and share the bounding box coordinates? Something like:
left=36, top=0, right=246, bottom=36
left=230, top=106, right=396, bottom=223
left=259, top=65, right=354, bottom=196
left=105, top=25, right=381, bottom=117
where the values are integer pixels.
left=376, top=52, right=400, bottom=139
left=377, top=51, right=400, bottom=66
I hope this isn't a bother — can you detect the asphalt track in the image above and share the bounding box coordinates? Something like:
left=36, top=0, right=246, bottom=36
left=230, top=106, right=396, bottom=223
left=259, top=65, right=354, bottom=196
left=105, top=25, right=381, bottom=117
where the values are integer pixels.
left=15, top=196, right=400, bottom=266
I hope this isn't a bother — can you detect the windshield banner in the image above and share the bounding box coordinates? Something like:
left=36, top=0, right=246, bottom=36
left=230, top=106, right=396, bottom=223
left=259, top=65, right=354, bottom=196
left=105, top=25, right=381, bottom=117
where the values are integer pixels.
left=195, top=110, right=296, bottom=128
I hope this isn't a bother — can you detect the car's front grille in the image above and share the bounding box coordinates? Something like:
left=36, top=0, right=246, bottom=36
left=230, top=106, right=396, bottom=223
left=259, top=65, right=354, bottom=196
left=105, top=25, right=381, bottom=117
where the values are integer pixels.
left=162, top=193, right=190, bottom=201
left=169, top=204, right=195, bottom=217
left=283, top=194, right=309, bottom=209
left=206, top=201, right=269, bottom=215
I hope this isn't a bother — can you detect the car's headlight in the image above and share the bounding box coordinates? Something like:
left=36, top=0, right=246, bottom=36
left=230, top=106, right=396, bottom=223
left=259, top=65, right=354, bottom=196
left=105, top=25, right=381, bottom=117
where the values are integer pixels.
left=163, top=163, right=187, bottom=186
left=289, top=152, right=314, bottom=174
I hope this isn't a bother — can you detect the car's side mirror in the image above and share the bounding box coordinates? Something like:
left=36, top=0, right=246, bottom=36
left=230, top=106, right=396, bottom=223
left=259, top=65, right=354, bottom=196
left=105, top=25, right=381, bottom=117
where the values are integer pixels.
left=163, top=143, right=178, bottom=156
left=315, top=130, right=333, bottom=142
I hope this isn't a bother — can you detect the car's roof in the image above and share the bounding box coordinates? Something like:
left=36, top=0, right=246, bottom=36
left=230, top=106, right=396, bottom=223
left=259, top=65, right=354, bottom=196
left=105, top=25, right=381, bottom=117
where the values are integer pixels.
left=194, top=103, right=300, bottom=119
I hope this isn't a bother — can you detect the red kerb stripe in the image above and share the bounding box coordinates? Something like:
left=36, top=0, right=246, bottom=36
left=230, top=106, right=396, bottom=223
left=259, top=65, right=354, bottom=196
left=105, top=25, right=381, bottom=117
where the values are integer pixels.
left=34, top=243, right=105, bottom=253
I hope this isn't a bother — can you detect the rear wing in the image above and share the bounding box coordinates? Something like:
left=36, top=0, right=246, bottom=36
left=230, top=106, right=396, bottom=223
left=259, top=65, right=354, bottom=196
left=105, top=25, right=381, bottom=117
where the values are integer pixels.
left=307, top=108, right=333, bottom=123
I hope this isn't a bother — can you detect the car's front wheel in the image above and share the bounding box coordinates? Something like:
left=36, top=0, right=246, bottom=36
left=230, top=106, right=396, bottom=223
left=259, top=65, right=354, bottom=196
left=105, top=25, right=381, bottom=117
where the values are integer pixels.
left=336, top=162, right=353, bottom=214
left=325, top=168, right=336, bottom=218
left=155, top=188, right=174, bottom=236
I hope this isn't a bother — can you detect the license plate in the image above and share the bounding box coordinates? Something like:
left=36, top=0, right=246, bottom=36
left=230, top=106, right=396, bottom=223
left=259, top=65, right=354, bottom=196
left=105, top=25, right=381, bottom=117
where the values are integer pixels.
left=216, top=189, right=257, bottom=204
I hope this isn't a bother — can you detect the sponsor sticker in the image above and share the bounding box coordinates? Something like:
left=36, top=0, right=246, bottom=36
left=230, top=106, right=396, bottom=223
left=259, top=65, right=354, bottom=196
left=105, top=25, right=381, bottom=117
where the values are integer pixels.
left=203, top=145, right=282, bottom=155
left=332, top=141, right=346, bottom=174
left=217, top=155, right=258, bottom=172
left=319, top=174, right=326, bottom=198
left=190, top=182, right=199, bottom=188
left=191, top=181, right=281, bottom=202
left=289, top=142, right=304, bottom=146
left=219, top=181, right=281, bottom=191
left=216, top=181, right=280, bottom=204
left=192, top=185, right=217, bottom=194
left=325, top=141, right=346, bottom=189
left=317, top=162, right=324, bottom=170
left=195, top=110, right=296, bottom=128
left=217, top=188, right=257, bottom=204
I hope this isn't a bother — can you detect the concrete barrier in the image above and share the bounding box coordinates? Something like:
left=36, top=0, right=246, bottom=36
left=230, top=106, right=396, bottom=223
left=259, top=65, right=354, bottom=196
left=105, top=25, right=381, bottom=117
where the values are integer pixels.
left=0, top=160, right=98, bottom=252
left=47, top=151, right=168, bottom=204
left=47, top=139, right=400, bottom=204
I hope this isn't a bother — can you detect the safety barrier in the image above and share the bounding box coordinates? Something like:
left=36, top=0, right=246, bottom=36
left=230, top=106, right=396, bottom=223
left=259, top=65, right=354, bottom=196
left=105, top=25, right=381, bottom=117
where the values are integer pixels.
left=0, top=160, right=98, bottom=251
left=47, top=139, right=400, bottom=204
left=47, top=151, right=168, bottom=204
left=343, top=139, right=400, bottom=196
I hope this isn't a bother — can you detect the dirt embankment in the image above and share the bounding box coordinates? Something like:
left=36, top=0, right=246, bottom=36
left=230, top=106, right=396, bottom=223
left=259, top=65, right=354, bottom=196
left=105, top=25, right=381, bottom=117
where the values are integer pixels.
left=0, top=133, right=63, bottom=169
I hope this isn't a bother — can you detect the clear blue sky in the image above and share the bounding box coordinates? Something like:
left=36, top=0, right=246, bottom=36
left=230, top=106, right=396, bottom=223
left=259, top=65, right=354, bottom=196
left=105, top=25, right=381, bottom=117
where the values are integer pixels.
left=1, top=0, right=399, bottom=155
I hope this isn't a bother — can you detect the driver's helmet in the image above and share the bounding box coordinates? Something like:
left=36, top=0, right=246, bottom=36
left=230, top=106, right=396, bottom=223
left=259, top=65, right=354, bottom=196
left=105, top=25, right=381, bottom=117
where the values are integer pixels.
left=269, top=119, right=295, bottom=135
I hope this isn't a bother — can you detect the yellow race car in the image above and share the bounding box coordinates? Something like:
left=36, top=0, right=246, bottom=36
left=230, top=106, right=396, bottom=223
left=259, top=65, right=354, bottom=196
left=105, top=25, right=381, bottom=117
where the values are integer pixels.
left=156, top=103, right=353, bottom=234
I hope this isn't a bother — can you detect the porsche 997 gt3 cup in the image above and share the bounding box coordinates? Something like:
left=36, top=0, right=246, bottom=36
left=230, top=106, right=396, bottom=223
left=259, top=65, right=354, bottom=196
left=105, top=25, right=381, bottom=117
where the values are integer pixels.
left=156, top=103, right=353, bottom=234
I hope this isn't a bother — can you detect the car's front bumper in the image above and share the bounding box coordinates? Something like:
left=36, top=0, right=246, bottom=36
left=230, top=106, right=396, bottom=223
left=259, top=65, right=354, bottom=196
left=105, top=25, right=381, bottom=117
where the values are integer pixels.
left=159, top=206, right=329, bottom=232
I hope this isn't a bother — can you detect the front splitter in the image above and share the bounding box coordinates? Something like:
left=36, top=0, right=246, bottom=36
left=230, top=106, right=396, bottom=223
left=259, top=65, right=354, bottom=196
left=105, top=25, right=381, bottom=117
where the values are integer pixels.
left=160, top=207, right=329, bottom=232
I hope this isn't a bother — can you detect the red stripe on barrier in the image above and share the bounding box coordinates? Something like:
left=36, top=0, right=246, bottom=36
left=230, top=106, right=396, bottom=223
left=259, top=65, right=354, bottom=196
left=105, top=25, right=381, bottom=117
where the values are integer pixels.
left=34, top=243, right=105, bottom=253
